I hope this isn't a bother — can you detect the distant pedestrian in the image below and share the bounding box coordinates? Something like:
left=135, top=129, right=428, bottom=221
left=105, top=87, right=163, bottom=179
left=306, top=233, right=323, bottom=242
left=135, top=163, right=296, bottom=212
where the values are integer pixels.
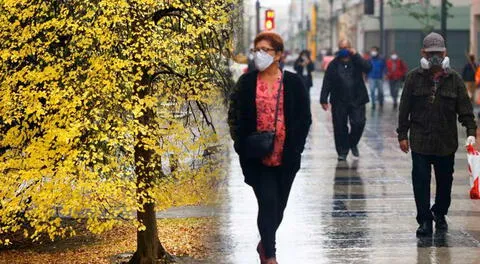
left=367, top=46, right=386, bottom=109
left=386, top=51, right=408, bottom=108
left=228, top=32, right=311, bottom=264
left=462, top=54, right=477, bottom=103
left=320, top=39, right=372, bottom=161
left=294, top=50, right=315, bottom=92
left=397, top=32, right=476, bottom=237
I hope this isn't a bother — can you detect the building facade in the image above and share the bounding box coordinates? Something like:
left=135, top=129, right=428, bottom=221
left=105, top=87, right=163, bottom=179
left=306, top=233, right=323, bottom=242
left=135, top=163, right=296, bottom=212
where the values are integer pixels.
left=471, top=0, right=480, bottom=59
left=322, top=0, right=471, bottom=71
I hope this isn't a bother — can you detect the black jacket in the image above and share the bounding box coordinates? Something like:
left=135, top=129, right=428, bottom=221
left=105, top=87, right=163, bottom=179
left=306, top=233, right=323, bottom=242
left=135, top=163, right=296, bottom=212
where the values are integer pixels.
left=228, top=70, right=312, bottom=185
left=294, top=58, right=314, bottom=88
left=462, top=62, right=477, bottom=82
left=320, top=54, right=372, bottom=106
left=397, top=67, right=477, bottom=156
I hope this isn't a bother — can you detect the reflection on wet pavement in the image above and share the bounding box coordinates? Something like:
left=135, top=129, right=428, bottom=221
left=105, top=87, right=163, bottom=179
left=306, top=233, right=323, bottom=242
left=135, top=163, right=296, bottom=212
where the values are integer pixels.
left=215, top=73, right=480, bottom=264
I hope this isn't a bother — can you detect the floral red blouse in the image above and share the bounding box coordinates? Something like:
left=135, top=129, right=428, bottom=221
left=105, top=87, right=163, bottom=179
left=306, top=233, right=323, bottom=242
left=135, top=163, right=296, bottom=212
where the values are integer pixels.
left=256, top=74, right=286, bottom=166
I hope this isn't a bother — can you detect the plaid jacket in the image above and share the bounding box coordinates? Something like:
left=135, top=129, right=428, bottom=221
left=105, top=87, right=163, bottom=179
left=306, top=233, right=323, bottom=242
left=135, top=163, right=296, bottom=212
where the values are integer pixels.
left=397, top=67, right=477, bottom=156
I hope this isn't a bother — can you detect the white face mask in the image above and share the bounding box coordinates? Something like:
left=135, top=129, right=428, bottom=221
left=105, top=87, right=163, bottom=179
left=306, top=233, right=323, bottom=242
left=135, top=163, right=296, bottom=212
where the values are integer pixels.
left=420, top=56, right=450, bottom=70
left=371, top=51, right=378, bottom=57
left=254, top=50, right=275, bottom=71
left=391, top=54, right=398, bottom=60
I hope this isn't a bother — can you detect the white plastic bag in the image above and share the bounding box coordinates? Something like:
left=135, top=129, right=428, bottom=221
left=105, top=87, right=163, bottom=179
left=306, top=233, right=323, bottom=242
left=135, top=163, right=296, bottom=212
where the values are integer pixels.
left=467, top=145, right=480, bottom=199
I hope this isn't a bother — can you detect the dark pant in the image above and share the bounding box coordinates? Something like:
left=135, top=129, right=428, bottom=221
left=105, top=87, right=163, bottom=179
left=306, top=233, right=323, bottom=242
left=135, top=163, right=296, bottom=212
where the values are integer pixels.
left=252, top=165, right=295, bottom=258
left=332, top=104, right=366, bottom=156
left=389, top=80, right=402, bottom=105
left=411, top=152, right=454, bottom=224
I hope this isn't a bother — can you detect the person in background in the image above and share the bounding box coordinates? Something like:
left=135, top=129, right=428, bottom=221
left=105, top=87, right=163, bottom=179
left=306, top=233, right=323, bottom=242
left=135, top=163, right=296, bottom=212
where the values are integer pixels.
left=462, top=54, right=477, bottom=104
left=228, top=32, right=311, bottom=264
left=321, top=49, right=334, bottom=72
left=397, top=32, right=476, bottom=237
left=294, top=50, right=315, bottom=93
left=367, top=46, right=386, bottom=109
left=386, top=51, right=408, bottom=109
left=320, top=39, right=372, bottom=161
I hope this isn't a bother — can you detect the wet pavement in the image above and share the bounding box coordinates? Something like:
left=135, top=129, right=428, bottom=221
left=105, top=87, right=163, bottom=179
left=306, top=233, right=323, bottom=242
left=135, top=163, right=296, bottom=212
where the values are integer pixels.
left=215, top=72, right=480, bottom=264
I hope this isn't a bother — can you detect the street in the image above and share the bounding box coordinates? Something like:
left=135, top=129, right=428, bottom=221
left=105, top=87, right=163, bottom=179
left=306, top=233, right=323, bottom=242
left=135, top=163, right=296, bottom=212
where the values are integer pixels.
left=217, top=71, right=480, bottom=264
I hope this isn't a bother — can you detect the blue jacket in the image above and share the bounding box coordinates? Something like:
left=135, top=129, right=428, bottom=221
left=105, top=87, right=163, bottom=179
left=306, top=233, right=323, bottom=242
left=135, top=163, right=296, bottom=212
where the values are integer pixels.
left=368, top=57, right=386, bottom=79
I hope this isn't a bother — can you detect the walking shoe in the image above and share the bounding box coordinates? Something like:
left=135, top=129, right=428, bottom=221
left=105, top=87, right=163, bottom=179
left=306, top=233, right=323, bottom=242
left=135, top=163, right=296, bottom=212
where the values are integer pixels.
left=416, top=221, right=433, bottom=237
left=434, top=215, right=448, bottom=231
left=393, top=102, right=398, bottom=109
left=351, top=146, right=359, bottom=157
left=337, top=155, right=347, bottom=161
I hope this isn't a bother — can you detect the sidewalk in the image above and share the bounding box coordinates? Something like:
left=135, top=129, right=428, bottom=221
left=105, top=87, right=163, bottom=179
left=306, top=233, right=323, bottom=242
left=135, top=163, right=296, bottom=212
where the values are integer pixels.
left=215, top=71, right=480, bottom=264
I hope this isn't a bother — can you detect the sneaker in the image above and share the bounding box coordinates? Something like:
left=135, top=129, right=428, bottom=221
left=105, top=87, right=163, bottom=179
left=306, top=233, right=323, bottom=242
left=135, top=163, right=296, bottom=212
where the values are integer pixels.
left=337, top=155, right=347, bottom=161
left=351, top=146, right=359, bottom=157
left=434, top=215, right=448, bottom=231
left=416, top=221, right=433, bottom=237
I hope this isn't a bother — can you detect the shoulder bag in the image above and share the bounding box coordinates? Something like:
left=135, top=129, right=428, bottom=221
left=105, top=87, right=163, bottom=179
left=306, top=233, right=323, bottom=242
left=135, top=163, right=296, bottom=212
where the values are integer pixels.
left=244, top=72, right=284, bottom=159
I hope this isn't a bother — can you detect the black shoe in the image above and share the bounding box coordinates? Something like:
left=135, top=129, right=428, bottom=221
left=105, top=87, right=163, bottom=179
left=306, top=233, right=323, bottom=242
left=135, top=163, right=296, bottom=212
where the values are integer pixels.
left=337, top=155, right=347, bottom=161
left=434, top=215, right=448, bottom=231
left=416, top=221, right=433, bottom=237
left=393, top=103, right=398, bottom=109
left=351, top=146, right=359, bottom=157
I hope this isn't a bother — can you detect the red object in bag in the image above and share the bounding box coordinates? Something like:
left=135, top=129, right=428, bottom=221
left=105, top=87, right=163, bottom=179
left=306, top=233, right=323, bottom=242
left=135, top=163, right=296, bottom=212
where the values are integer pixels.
left=467, top=145, right=480, bottom=199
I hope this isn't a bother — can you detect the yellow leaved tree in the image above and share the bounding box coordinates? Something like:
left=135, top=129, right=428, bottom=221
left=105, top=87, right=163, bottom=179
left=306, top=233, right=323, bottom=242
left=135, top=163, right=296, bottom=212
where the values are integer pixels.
left=0, top=0, right=236, bottom=262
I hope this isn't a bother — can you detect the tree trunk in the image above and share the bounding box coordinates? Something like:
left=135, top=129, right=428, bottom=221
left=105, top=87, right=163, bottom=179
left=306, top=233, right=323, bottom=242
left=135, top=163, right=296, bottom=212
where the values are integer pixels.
left=128, top=203, right=174, bottom=264
left=129, top=102, right=175, bottom=264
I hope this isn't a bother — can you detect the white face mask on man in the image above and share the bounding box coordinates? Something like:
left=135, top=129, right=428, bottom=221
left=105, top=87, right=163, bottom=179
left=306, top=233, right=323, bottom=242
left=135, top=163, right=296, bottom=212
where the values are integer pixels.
left=254, top=50, right=275, bottom=72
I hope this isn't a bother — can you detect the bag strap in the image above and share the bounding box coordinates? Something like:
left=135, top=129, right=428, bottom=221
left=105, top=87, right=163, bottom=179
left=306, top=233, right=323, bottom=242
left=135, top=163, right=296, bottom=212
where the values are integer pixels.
left=273, top=71, right=284, bottom=134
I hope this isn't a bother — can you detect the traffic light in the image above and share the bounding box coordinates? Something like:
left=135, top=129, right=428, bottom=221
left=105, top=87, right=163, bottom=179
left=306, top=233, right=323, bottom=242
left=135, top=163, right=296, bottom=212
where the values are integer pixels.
left=265, top=9, right=275, bottom=31
left=364, top=0, right=374, bottom=15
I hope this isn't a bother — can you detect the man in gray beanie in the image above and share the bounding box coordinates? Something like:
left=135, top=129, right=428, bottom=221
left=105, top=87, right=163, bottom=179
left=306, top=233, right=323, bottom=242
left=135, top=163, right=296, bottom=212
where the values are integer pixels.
left=397, top=32, right=477, bottom=236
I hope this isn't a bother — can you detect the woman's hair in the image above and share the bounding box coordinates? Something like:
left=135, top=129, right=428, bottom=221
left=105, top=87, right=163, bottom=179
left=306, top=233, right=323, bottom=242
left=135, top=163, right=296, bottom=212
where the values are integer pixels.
left=254, top=32, right=284, bottom=52
left=299, top=49, right=310, bottom=58
left=470, top=54, right=476, bottom=63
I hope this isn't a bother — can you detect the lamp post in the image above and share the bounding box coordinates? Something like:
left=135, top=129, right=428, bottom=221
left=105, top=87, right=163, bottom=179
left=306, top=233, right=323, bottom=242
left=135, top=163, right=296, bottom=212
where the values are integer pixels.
left=329, top=0, right=334, bottom=50
left=441, top=0, right=447, bottom=41
left=256, top=0, right=260, bottom=35
left=380, top=0, right=385, bottom=56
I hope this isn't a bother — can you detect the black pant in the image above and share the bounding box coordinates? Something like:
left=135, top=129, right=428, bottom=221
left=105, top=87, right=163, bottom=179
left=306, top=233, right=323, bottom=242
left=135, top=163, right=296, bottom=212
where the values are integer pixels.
left=389, top=80, right=402, bottom=105
left=332, top=104, right=366, bottom=156
left=252, top=165, right=295, bottom=258
left=411, top=152, right=454, bottom=224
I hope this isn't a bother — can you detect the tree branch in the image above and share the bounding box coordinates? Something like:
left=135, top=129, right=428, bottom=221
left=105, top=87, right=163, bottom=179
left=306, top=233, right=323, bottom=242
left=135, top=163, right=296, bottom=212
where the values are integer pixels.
left=152, top=8, right=184, bottom=24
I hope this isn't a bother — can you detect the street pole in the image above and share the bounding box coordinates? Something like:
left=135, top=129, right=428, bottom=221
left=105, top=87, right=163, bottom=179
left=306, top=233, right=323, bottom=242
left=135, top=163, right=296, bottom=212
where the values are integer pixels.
left=256, top=0, right=260, bottom=35
left=248, top=15, right=252, bottom=49
left=301, top=0, right=305, bottom=50
left=329, top=0, right=333, bottom=50
left=441, top=0, right=447, bottom=41
left=379, top=0, right=385, bottom=56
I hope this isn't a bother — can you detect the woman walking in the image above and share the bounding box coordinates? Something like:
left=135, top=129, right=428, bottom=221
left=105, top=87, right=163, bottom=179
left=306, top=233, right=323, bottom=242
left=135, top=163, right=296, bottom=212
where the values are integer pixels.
left=294, top=50, right=315, bottom=93
left=228, top=32, right=311, bottom=264
left=462, top=54, right=478, bottom=104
